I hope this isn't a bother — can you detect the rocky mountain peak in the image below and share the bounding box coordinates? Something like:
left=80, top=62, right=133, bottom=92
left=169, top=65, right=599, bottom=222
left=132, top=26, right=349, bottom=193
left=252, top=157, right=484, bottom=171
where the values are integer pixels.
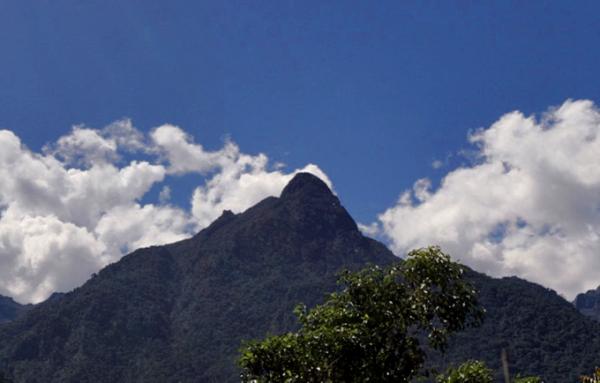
left=279, top=172, right=358, bottom=236
left=280, top=172, right=335, bottom=201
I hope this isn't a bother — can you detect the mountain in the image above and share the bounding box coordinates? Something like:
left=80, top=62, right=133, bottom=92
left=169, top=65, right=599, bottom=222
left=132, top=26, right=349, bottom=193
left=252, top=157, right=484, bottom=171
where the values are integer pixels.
left=0, top=173, right=394, bottom=382
left=0, top=173, right=599, bottom=382
left=574, top=286, right=600, bottom=321
left=0, top=296, right=30, bottom=324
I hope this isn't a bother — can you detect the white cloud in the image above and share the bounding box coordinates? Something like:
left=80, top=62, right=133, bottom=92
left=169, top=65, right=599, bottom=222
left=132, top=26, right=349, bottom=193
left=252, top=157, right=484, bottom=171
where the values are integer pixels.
left=378, top=99, right=600, bottom=300
left=432, top=160, right=444, bottom=169
left=0, top=122, right=331, bottom=303
left=159, top=185, right=172, bottom=204
left=150, top=124, right=236, bottom=175
left=102, top=119, right=146, bottom=152
left=44, top=119, right=146, bottom=167
left=95, top=203, right=191, bottom=256
left=358, top=222, right=380, bottom=237
left=0, top=210, right=107, bottom=304
left=50, top=126, right=118, bottom=166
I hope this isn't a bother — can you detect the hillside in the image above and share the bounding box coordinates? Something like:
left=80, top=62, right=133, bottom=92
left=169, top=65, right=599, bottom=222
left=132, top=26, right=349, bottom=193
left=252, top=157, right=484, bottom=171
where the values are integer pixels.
left=0, top=173, right=598, bottom=382
left=0, top=296, right=30, bottom=324
left=440, top=273, right=600, bottom=381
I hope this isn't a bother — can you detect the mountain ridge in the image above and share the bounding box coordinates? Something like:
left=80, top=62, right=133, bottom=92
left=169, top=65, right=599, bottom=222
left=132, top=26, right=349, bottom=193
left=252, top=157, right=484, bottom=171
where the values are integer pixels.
left=0, top=172, right=599, bottom=382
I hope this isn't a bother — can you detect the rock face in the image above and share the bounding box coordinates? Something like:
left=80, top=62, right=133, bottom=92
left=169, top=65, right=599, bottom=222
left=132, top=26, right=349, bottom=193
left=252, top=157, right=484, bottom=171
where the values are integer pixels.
left=574, top=286, right=600, bottom=320
left=0, top=172, right=599, bottom=382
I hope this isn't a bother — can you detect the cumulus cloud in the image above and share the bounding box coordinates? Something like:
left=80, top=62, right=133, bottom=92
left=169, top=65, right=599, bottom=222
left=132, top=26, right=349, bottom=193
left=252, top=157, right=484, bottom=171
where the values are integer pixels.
left=0, top=122, right=330, bottom=303
left=0, top=211, right=107, bottom=304
left=44, top=119, right=146, bottom=166
left=358, top=222, right=380, bottom=237
left=150, top=124, right=236, bottom=175
left=94, top=203, right=191, bottom=256
left=378, top=99, right=600, bottom=299
left=158, top=185, right=172, bottom=204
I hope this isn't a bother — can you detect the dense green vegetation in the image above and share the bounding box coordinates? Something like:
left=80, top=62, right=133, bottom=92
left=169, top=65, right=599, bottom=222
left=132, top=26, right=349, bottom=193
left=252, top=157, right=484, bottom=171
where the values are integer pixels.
left=240, top=246, right=484, bottom=382
left=436, top=271, right=600, bottom=382
left=436, top=360, right=495, bottom=383
left=436, top=360, right=542, bottom=383
left=239, top=247, right=553, bottom=383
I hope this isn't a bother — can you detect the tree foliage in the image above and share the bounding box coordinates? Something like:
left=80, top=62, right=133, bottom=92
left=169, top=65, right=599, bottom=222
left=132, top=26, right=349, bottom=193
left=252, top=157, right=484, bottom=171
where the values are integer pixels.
left=513, top=377, right=542, bottom=383
left=436, top=361, right=541, bottom=383
left=436, top=360, right=493, bottom=383
left=239, top=246, right=484, bottom=382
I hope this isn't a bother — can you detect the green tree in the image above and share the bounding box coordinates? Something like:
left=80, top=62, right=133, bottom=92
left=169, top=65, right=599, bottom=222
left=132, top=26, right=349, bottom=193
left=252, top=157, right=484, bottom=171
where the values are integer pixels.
left=436, top=360, right=493, bottom=383
left=239, top=246, right=484, bottom=382
left=436, top=361, right=541, bottom=383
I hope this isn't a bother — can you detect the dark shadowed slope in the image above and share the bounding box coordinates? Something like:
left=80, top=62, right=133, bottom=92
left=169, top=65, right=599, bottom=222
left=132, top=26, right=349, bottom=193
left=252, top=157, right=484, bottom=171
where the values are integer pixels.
left=440, top=272, right=600, bottom=382
left=0, top=173, right=599, bottom=382
left=0, top=296, right=30, bottom=324
left=574, top=286, right=600, bottom=321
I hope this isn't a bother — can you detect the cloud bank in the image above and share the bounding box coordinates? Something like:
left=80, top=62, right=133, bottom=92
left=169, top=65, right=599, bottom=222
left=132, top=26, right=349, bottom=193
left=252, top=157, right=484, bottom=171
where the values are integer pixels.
left=4, top=99, right=599, bottom=303
left=0, top=121, right=330, bottom=303
left=377, top=99, right=600, bottom=300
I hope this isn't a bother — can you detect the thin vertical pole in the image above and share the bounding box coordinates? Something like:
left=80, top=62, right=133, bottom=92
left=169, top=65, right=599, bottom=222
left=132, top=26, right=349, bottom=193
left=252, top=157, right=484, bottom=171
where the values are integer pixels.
left=501, top=348, right=510, bottom=383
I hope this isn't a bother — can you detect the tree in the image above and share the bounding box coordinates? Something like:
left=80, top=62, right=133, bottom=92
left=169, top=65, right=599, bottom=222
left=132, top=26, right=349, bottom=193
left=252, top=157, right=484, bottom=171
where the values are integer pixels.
left=436, top=361, right=541, bottom=383
left=239, top=246, right=484, bottom=382
left=436, top=360, right=493, bottom=383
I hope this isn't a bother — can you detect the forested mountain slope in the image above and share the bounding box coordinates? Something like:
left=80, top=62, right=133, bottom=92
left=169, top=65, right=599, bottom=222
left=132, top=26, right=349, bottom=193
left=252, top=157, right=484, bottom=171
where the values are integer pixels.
left=0, top=173, right=598, bottom=382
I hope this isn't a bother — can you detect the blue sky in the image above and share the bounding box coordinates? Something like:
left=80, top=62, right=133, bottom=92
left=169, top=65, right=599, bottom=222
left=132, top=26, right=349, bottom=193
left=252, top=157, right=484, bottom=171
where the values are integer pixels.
left=3, top=1, right=600, bottom=221
left=2, top=1, right=600, bottom=302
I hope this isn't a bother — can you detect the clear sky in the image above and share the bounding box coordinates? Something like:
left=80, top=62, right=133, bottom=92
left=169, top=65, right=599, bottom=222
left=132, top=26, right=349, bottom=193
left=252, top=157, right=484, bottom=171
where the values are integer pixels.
left=1, top=1, right=600, bottom=303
